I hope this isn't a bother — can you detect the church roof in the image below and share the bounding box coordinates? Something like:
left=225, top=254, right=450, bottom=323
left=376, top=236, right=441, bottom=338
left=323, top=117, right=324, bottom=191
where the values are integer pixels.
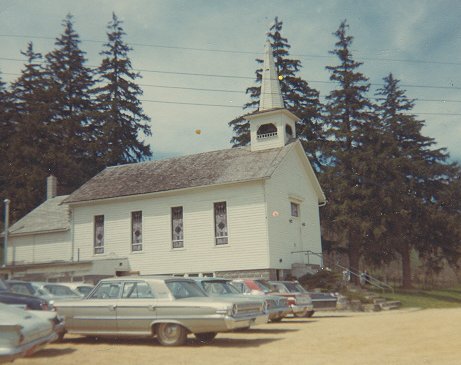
left=64, top=142, right=296, bottom=204
left=8, top=195, right=70, bottom=236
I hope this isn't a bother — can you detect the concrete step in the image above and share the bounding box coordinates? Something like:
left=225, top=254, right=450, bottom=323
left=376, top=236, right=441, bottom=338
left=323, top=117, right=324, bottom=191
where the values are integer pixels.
left=378, top=300, right=401, bottom=310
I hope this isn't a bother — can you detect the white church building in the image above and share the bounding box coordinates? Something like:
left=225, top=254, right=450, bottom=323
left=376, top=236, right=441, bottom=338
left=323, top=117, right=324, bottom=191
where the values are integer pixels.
left=1, top=42, right=326, bottom=282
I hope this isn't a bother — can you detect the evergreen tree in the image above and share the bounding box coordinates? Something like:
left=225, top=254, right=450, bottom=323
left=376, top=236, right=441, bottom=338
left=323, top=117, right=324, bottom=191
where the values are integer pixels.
left=321, top=20, right=383, bottom=283
left=44, top=14, right=97, bottom=193
left=0, top=72, right=14, bottom=224
left=93, top=12, right=152, bottom=167
left=4, top=43, right=53, bottom=221
left=376, top=73, right=460, bottom=287
left=228, top=17, right=324, bottom=171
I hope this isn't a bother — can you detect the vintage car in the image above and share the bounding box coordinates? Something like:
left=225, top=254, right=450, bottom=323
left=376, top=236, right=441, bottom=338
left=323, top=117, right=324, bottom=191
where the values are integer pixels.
left=193, top=277, right=289, bottom=322
left=57, top=283, right=95, bottom=297
left=0, top=303, right=60, bottom=363
left=0, top=280, right=52, bottom=311
left=54, top=276, right=268, bottom=346
left=31, top=282, right=83, bottom=301
left=269, top=281, right=315, bottom=318
left=308, top=291, right=338, bottom=311
left=4, top=280, right=37, bottom=296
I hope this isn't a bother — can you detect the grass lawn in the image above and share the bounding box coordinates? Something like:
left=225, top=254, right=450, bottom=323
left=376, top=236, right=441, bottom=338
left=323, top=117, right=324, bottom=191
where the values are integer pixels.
left=384, top=287, right=461, bottom=309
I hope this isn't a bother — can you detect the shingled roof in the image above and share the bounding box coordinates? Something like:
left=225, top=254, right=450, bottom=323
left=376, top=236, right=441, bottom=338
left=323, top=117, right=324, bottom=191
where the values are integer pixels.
left=64, top=142, right=296, bottom=204
left=8, top=195, right=70, bottom=236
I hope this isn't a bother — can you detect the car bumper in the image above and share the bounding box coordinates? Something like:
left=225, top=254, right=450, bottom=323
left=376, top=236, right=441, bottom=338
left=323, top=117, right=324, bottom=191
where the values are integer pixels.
left=224, top=313, right=268, bottom=329
left=267, top=307, right=291, bottom=320
left=0, top=331, right=58, bottom=362
left=290, top=304, right=314, bottom=314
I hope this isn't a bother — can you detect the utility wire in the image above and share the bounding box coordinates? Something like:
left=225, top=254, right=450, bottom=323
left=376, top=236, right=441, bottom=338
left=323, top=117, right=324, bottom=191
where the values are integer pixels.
left=2, top=56, right=461, bottom=91
left=1, top=33, right=461, bottom=66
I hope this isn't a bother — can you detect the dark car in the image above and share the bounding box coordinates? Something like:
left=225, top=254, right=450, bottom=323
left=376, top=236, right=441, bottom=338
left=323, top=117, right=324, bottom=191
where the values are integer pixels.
left=5, top=280, right=37, bottom=296
left=0, top=279, right=52, bottom=311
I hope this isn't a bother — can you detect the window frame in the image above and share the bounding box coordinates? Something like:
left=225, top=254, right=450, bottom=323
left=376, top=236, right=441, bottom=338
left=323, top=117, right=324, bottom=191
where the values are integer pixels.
left=131, top=211, right=143, bottom=252
left=171, top=206, right=184, bottom=249
left=214, top=201, right=229, bottom=245
left=94, top=215, right=105, bottom=254
left=290, top=202, right=300, bottom=218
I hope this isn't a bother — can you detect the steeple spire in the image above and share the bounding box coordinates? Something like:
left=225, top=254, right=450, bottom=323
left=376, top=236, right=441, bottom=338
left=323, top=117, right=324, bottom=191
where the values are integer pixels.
left=259, top=41, right=284, bottom=111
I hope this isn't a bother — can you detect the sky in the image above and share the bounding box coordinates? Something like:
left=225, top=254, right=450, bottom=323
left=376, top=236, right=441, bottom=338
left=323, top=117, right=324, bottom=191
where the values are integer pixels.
left=1, top=0, right=460, bottom=163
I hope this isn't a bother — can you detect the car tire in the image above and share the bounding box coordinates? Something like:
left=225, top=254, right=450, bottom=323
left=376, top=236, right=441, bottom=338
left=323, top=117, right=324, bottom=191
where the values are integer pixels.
left=195, top=332, right=217, bottom=344
left=156, top=323, right=187, bottom=346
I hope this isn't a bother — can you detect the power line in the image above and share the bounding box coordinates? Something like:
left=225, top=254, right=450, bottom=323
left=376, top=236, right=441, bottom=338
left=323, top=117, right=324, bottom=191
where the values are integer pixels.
left=1, top=33, right=461, bottom=67
left=2, top=56, right=461, bottom=91
left=3, top=67, right=461, bottom=106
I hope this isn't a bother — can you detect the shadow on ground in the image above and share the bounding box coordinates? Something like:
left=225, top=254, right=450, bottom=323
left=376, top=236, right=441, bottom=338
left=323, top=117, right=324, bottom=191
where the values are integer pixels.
left=31, top=348, right=76, bottom=358
left=62, top=335, right=281, bottom=348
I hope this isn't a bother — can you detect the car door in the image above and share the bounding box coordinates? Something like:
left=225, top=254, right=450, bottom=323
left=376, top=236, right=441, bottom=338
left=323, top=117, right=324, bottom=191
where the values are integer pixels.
left=68, top=281, right=121, bottom=334
left=115, top=280, right=157, bottom=335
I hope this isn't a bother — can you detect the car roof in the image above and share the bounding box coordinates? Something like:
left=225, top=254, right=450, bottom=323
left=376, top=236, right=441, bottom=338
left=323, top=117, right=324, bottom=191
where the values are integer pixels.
left=99, top=275, right=195, bottom=283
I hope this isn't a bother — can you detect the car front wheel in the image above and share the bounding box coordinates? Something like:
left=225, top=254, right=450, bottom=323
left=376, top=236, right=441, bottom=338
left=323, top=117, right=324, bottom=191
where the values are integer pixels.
left=195, top=332, right=217, bottom=344
left=156, top=323, right=187, bottom=346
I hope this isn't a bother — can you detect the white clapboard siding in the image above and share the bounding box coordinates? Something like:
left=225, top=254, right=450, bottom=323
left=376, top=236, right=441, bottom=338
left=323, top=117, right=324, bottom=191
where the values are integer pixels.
left=72, top=180, right=270, bottom=275
left=8, top=231, right=71, bottom=264
left=264, top=144, right=323, bottom=268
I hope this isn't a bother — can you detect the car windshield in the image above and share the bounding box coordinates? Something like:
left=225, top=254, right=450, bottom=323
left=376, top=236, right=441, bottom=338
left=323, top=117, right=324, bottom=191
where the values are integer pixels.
left=283, top=282, right=306, bottom=293
left=254, top=280, right=274, bottom=293
left=77, top=286, right=93, bottom=296
left=166, top=280, right=207, bottom=299
left=201, top=281, right=241, bottom=295
left=44, top=284, right=80, bottom=297
left=8, top=282, right=36, bottom=295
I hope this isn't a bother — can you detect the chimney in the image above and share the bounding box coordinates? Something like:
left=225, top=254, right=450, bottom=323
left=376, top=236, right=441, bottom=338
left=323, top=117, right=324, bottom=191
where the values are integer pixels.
left=47, top=175, right=58, bottom=200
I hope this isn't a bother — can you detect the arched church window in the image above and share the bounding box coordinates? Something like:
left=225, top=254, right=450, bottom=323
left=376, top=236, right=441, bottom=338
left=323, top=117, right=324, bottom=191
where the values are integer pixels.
left=256, top=123, right=278, bottom=139
left=285, top=124, right=293, bottom=137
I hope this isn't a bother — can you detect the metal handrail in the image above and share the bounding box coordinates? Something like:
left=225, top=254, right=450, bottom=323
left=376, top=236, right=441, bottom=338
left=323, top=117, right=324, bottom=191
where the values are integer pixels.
left=335, top=262, right=394, bottom=294
left=290, top=250, right=394, bottom=293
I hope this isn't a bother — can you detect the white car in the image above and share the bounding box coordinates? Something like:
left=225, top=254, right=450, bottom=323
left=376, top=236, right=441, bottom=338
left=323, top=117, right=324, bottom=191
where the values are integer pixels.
left=0, top=303, right=59, bottom=363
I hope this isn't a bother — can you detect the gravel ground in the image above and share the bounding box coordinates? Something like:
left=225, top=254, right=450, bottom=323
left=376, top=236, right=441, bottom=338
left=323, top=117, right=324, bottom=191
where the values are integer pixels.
left=16, top=307, right=461, bottom=365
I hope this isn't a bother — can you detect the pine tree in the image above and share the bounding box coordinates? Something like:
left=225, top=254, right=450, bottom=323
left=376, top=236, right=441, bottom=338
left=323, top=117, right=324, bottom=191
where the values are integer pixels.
left=93, top=12, right=152, bottom=167
left=0, top=72, right=14, bottom=224
left=228, top=17, right=324, bottom=171
left=376, top=73, right=460, bottom=288
left=44, top=14, right=97, bottom=193
left=4, top=43, right=53, bottom=221
left=321, top=20, right=383, bottom=282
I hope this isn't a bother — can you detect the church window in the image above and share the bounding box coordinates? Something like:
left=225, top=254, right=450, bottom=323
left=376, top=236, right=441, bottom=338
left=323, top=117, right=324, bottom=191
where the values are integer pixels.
left=214, top=202, right=228, bottom=245
left=172, top=207, right=184, bottom=249
left=94, top=215, right=104, bottom=254
left=256, top=123, right=278, bottom=139
left=131, top=211, right=142, bottom=252
left=291, top=202, right=300, bottom=217
left=285, top=124, right=293, bottom=137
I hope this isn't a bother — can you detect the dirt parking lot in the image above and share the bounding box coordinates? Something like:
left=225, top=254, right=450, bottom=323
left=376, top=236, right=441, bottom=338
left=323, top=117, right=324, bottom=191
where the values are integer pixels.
left=16, top=307, right=461, bottom=365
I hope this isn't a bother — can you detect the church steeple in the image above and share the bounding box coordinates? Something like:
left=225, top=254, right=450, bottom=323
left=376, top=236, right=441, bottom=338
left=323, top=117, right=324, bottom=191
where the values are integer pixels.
left=245, top=41, right=299, bottom=152
left=260, top=41, right=284, bottom=111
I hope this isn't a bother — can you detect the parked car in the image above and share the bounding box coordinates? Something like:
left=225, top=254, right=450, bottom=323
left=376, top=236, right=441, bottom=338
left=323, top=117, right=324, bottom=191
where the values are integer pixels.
left=4, top=280, right=37, bottom=297
left=31, top=282, right=83, bottom=301
left=308, top=291, right=338, bottom=311
left=193, top=277, right=289, bottom=322
left=269, top=280, right=315, bottom=318
left=0, top=280, right=52, bottom=311
left=56, top=283, right=95, bottom=297
left=53, top=276, right=268, bottom=346
left=0, top=303, right=59, bottom=363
